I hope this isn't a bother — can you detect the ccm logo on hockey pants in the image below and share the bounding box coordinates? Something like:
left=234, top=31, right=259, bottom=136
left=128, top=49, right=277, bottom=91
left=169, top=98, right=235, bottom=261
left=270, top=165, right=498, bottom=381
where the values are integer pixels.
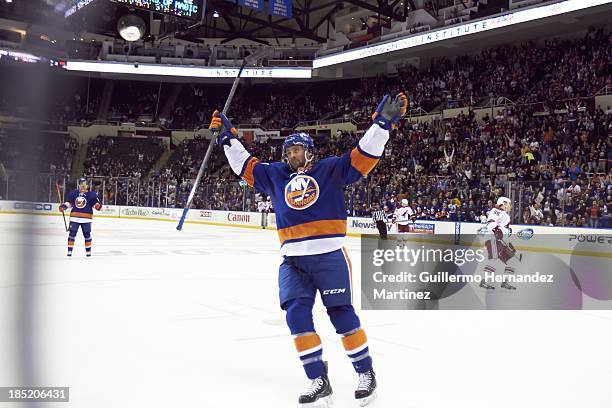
left=279, top=248, right=353, bottom=308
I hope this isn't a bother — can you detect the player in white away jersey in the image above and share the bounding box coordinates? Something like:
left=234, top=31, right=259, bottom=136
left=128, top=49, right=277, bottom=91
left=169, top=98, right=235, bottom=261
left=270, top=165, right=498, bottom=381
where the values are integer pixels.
left=482, top=196, right=521, bottom=290
left=393, top=199, right=414, bottom=247
left=486, top=197, right=512, bottom=236
left=393, top=199, right=414, bottom=233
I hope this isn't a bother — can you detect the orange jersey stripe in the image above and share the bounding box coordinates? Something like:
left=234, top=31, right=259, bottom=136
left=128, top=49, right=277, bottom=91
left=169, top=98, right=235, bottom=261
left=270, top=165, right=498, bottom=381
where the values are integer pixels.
left=342, top=328, right=367, bottom=352
left=242, top=157, right=259, bottom=187
left=294, top=333, right=321, bottom=353
left=342, top=247, right=353, bottom=304
left=350, top=147, right=379, bottom=177
left=70, top=211, right=93, bottom=219
left=277, top=219, right=347, bottom=244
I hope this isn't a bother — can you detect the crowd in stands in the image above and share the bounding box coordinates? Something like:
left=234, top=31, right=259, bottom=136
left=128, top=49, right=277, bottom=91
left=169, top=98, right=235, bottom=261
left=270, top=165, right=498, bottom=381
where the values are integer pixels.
left=108, top=82, right=162, bottom=122
left=0, top=129, right=78, bottom=201
left=0, top=66, right=101, bottom=124
left=162, top=28, right=612, bottom=129
left=106, top=96, right=610, bottom=228
left=4, top=29, right=607, bottom=133
left=358, top=102, right=612, bottom=228
left=1, top=29, right=611, bottom=228
left=74, top=96, right=611, bottom=228
left=0, top=129, right=77, bottom=173
left=83, top=136, right=165, bottom=179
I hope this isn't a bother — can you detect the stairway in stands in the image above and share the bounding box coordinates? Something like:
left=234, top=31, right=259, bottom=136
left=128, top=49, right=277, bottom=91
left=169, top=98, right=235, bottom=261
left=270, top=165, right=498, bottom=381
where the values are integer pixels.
left=96, top=80, right=115, bottom=121
left=149, top=149, right=174, bottom=177
left=70, top=139, right=88, bottom=180
left=157, top=84, right=183, bottom=121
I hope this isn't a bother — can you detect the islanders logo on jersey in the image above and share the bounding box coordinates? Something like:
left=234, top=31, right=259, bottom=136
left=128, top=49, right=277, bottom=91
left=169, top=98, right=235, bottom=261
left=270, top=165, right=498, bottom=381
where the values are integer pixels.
left=284, top=174, right=319, bottom=210
left=75, top=195, right=87, bottom=209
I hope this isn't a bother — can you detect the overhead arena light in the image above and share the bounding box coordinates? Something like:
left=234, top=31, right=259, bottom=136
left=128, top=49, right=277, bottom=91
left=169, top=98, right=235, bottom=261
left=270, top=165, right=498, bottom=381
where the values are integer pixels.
left=117, top=14, right=146, bottom=42
left=212, top=10, right=220, bottom=18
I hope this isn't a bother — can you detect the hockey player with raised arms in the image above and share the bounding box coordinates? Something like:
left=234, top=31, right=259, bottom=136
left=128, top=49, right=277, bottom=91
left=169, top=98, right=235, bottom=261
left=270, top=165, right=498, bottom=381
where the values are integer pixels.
left=59, top=178, right=101, bottom=257
left=211, top=92, right=407, bottom=407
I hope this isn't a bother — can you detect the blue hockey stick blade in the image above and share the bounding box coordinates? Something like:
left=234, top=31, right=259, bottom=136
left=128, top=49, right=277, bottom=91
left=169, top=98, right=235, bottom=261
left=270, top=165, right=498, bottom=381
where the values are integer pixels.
left=176, top=207, right=189, bottom=231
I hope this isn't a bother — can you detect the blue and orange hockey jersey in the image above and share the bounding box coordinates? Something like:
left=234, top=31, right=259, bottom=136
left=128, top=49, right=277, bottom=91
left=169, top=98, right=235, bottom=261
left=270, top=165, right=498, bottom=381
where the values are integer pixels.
left=64, top=190, right=101, bottom=224
left=223, top=123, right=389, bottom=256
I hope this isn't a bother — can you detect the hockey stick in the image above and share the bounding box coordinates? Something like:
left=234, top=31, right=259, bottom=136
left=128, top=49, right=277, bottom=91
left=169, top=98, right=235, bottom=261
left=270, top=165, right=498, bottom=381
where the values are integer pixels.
left=176, top=48, right=272, bottom=231
left=55, top=180, right=68, bottom=232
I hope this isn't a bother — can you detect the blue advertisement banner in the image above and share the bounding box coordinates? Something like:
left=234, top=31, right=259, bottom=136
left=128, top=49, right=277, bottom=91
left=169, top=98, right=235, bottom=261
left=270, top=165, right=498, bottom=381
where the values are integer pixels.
left=268, top=0, right=292, bottom=17
left=239, top=0, right=264, bottom=11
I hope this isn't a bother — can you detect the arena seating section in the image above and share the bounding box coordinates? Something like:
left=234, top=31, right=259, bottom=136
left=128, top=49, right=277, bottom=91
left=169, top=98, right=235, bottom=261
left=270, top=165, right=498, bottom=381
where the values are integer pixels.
left=0, top=29, right=610, bottom=227
left=83, top=136, right=165, bottom=178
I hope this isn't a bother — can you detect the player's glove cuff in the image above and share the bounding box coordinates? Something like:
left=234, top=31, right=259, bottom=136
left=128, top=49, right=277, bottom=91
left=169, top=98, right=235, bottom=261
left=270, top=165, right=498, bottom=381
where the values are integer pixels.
left=372, top=114, right=391, bottom=131
left=217, top=130, right=237, bottom=148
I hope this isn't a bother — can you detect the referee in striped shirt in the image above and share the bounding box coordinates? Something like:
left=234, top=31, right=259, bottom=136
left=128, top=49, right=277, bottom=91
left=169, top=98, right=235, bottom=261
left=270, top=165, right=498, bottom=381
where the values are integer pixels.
left=371, top=203, right=388, bottom=239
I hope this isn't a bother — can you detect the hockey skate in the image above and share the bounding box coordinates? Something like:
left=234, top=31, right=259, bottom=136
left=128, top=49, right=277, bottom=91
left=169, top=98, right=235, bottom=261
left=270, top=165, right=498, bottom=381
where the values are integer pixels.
left=501, top=281, right=516, bottom=290
left=298, top=363, right=333, bottom=407
left=355, top=369, right=377, bottom=406
left=479, top=281, right=495, bottom=290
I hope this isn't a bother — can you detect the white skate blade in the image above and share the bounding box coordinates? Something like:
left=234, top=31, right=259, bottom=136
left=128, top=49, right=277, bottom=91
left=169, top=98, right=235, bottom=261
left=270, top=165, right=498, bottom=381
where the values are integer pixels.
left=356, top=390, right=377, bottom=406
left=298, top=394, right=333, bottom=408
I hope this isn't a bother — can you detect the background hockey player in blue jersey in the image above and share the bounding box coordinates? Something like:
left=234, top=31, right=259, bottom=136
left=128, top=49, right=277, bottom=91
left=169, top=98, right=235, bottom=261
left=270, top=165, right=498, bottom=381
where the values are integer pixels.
left=211, top=92, right=407, bottom=407
left=59, top=178, right=101, bottom=257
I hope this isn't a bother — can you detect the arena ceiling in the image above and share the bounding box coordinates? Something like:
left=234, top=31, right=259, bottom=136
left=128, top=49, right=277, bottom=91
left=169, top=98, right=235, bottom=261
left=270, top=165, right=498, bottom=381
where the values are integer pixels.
left=0, top=0, right=414, bottom=45
left=191, top=0, right=412, bottom=44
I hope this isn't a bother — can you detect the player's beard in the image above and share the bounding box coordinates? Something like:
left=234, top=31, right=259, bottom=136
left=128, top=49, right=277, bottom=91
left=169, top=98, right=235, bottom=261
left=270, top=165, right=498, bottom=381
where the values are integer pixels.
left=288, top=156, right=306, bottom=171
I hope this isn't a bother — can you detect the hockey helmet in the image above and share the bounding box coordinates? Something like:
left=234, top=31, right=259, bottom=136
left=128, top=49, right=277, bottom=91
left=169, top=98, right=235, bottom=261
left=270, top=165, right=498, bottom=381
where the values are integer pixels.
left=283, top=133, right=315, bottom=155
left=496, top=196, right=511, bottom=206
left=283, top=133, right=315, bottom=170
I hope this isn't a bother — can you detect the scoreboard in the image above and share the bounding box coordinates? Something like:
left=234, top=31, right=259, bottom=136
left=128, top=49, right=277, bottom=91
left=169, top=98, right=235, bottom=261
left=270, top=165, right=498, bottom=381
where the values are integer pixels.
left=64, top=0, right=202, bottom=20
left=112, top=0, right=203, bottom=20
left=64, top=0, right=97, bottom=18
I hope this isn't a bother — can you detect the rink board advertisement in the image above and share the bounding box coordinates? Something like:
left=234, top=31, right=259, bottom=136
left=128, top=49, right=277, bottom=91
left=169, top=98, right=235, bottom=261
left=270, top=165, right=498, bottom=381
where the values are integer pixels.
left=1, top=198, right=609, bottom=241
left=360, top=234, right=612, bottom=310
left=0, top=201, right=263, bottom=228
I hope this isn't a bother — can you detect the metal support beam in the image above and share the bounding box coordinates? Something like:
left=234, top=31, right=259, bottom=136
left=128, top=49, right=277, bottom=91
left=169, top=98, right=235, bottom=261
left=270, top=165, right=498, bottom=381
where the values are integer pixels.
left=217, top=8, right=326, bottom=42
left=312, top=3, right=342, bottom=31
left=342, top=0, right=406, bottom=21
left=220, top=34, right=270, bottom=45
left=294, top=1, right=338, bottom=14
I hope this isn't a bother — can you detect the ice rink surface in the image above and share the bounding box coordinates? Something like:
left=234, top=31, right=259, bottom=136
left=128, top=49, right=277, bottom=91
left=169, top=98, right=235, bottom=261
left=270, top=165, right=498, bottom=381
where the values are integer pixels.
left=1, top=213, right=611, bottom=408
